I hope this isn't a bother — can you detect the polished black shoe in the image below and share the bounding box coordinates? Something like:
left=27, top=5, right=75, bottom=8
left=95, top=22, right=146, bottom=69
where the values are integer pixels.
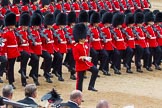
left=19, top=71, right=26, bottom=79
left=30, top=74, right=38, bottom=81
left=52, top=70, right=60, bottom=77
left=155, top=66, right=162, bottom=70
left=70, top=75, right=76, bottom=80
left=146, top=67, right=153, bottom=71
left=126, top=69, right=133, bottom=74
left=103, top=71, right=111, bottom=76
left=34, top=80, right=40, bottom=86
left=46, top=78, right=53, bottom=83
left=124, top=63, right=129, bottom=69
left=88, top=87, right=98, bottom=92
left=10, top=83, right=16, bottom=89
left=136, top=68, right=143, bottom=73
left=58, top=77, right=64, bottom=81
left=0, top=78, right=3, bottom=83
left=114, top=70, right=121, bottom=75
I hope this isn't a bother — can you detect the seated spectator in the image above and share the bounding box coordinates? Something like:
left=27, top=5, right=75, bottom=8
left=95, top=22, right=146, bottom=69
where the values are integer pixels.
left=17, top=84, right=38, bottom=107
left=2, top=85, right=14, bottom=100
left=96, top=100, right=109, bottom=108
left=60, top=90, right=83, bottom=108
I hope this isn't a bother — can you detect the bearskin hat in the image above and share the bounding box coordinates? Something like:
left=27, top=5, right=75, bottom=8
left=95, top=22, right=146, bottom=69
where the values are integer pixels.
left=102, top=12, right=113, bottom=24
left=22, top=0, right=29, bottom=5
left=68, top=11, right=76, bottom=24
left=134, top=9, right=142, bottom=14
left=144, top=12, right=154, bottom=23
left=31, top=13, right=42, bottom=26
left=19, top=13, right=30, bottom=26
left=125, top=13, right=134, bottom=25
left=73, top=23, right=87, bottom=42
left=88, top=10, right=95, bottom=22
left=90, top=12, right=100, bottom=24
left=13, top=0, right=20, bottom=4
left=1, top=0, right=9, bottom=7
left=56, top=13, right=67, bottom=25
left=31, top=0, right=37, bottom=3
left=134, top=12, right=144, bottom=24
left=99, top=10, right=106, bottom=20
left=44, top=13, right=54, bottom=25
left=33, top=10, right=43, bottom=23
left=124, top=9, right=132, bottom=15
left=53, top=9, right=61, bottom=23
left=143, top=9, right=150, bottom=15
left=112, top=13, right=125, bottom=27
left=153, top=10, right=160, bottom=16
left=155, top=12, right=162, bottom=23
left=42, top=0, right=50, bottom=6
left=78, top=10, right=89, bottom=23
left=5, top=12, right=16, bottom=26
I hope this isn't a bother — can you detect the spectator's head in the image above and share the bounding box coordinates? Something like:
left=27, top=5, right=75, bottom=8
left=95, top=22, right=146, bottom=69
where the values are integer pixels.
left=70, top=90, right=82, bottom=106
left=2, top=85, right=14, bottom=100
left=25, top=84, right=37, bottom=98
left=96, top=100, right=109, bottom=108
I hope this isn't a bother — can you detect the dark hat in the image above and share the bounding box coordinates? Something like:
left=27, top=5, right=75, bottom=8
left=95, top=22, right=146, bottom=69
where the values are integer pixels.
left=0, top=20, right=4, bottom=27
left=124, top=9, right=132, bottom=15
left=19, top=13, right=30, bottom=26
left=22, top=0, right=29, bottom=5
left=13, top=0, right=20, bottom=4
left=44, top=13, right=54, bottom=25
left=42, top=0, right=50, bottom=6
left=90, top=12, right=100, bottom=24
left=99, top=10, right=106, bottom=20
left=101, top=12, right=113, bottom=24
left=31, top=13, right=42, bottom=26
left=1, top=0, right=9, bottom=6
left=56, top=13, right=67, bottom=25
left=112, top=13, right=125, bottom=27
left=73, top=23, right=87, bottom=42
left=31, top=0, right=37, bottom=3
left=153, top=10, right=160, bottom=16
left=5, top=12, right=16, bottom=26
left=134, top=12, right=144, bottom=24
left=143, top=9, right=150, bottom=15
left=68, top=11, right=76, bottom=24
left=134, top=9, right=142, bottom=14
left=53, top=9, right=61, bottom=23
left=125, top=13, right=134, bottom=25
left=144, top=12, right=154, bottom=23
left=78, top=10, right=88, bottom=23
left=155, top=12, right=162, bottom=23
left=33, top=10, right=43, bottom=23
left=88, top=10, right=95, bottom=22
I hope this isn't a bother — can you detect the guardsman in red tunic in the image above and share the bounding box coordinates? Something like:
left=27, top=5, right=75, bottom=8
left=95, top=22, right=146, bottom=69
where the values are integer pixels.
left=118, top=0, right=127, bottom=13
left=0, top=0, right=10, bottom=20
left=105, top=0, right=113, bottom=12
left=88, top=0, right=98, bottom=12
left=21, top=0, right=30, bottom=12
left=80, top=0, right=89, bottom=12
left=71, top=0, right=81, bottom=17
left=40, top=0, right=50, bottom=15
left=126, top=0, right=135, bottom=12
left=100, top=12, right=119, bottom=75
left=49, top=0, right=55, bottom=14
left=132, top=0, right=142, bottom=10
left=89, top=12, right=108, bottom=75
left=143, top=12, right=162, bottom=70
left=154, top=12, right=162, bottom=67
left=73, top=23, right=98, bottom=92
left=28, top=13, right=43, bottom=85
left=133, top=12, right=150, bottom=72
left=63, top=0, right=71, bottom=14
left=0, top=20, right=7, bottom=83
left=52, top=13, right=67, bottom=81
left=16, top=13, right=31, bottom=86
left=111, top=0, right=120, bottom=12
left=111, top=13, right=133, bottom=74
left=122, top=13, right=135, bottom=73
left=55, top=0, right=63, bottom=12
left=30, top=0, right=40, bottom=13
left=3, top=12, right=20, bottom=89
left=141, top=0, right=151, bottom=10
left=97, top=0, right=105, bottom=11
left=63, top=11, right=76, bottom=80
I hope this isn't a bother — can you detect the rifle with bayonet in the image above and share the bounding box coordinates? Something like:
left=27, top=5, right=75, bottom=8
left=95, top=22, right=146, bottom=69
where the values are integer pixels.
left=97, top=27, right=107, bottom=43
left=121, top=28, right=131, bottom=40
left=132, top=27, right=141, bottom=40
left=152, top=25, right=162, bottom=38
left=63, top=28, right=73, bottom=44
left=27, top=28, right=37, bottom=46
left=14, top=29, right=24, bottom=44
left=39, top=28, right=49, bottom=43
left=51, top=28, right=62, bottom=43
left=141, top=26, right=152, bottom=39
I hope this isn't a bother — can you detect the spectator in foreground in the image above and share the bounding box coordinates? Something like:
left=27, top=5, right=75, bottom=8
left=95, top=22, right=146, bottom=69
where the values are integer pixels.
left=18, top=84, right=38, bottom=107
left=96, top=100, right=109, bottom=108
left=2, top=85, right=14, bottom=100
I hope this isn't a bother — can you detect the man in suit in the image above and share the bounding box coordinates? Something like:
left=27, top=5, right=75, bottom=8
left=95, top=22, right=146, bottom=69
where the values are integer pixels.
left=18, top=84, right=38, bottom=107
left=96, top=100, right=109, bottom=108
left=2, top=85, right=14, bottom=100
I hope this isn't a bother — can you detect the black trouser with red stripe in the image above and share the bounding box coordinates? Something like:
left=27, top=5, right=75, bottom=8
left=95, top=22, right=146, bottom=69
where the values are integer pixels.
left=8, top=58, right=16, bottom=84
left=76, top=66, right=98, bottom=91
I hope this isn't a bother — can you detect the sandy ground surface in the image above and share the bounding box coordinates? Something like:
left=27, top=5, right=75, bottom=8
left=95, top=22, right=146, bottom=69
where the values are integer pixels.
left=1, top=0, right=162, bottom=108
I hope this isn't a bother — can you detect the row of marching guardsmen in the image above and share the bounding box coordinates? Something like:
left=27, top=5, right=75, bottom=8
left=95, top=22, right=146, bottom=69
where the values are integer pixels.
left=1, top=8, right=162, bottom=89
left=0, top=0, right=151, bottom=21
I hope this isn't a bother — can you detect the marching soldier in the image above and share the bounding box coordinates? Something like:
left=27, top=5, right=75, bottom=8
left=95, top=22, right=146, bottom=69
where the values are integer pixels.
left=0, top=0, right=10, bottom=20
left=63, top=11, right=76, bottom=80
left=118, top=0, right=127, bottom=13
left=88, top=0, right=98, bottom=12
left=49, top=0, right=55, bottom=14
left=111, top=0, right=120, bottom=12
left=3, top=12, right=20, bottom=89
left=126, top=0, right=135, bottom=12
left=40, top=0, right=50, bottom=15
left=30, top=0, right=40, bottom=13
left=141, top=0, right=151, bottom=10
left=132, top=0, right=142, bottom=10
left=52, top=13, right=67, bottom=81
left=55, top=0, right=63, bottom=12
left=73, top=23, right=99, bottom=92
left=21, top=0, right=30, bottom=12
left=63, top=0, right=72, bottom=14
left=97, top=0, right=105, bottom=11
left=71, top=0, right=81, bottom=17
left=105, top=0, right=113, bottom=12
left=80, top=0, right=89, bottom=12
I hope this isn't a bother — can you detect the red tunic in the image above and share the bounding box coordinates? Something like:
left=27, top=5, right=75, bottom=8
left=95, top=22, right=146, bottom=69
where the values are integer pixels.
left=119, top=0, right=127, bottom=12
left=154, top=24, right=162, bottom=46
left=105, top=1, right=113, bottom=12
left=127, top=0, right=135, bottom=12
left=89, top=1, right=98, bottom=12
left=124, top=27, right=135, bottom=48
left=10, top=5, right=20, bottom=22
left=141, top=0, right=150, bottom=10
left=63, top=2, right=71, bottom=14
left=97, top=1, right=105, bottom=10
left=65, top=25, right=75, bottom=49
left=112, top=0, right=120, bottom=11
left=133, top=0, right=142, bottom=10
left=55, top=3, right=62, bottom=12
left=21, top=5, right=29, bottom=12
left=72, top=2, right=80, bottom=17
left=81, top=2, right=89, bottom=12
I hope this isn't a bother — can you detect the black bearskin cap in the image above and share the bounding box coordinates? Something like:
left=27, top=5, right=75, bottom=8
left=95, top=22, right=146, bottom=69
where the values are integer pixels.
left=134, top=12, right=144, bottom=24
left=73, top=23, right=87, bottom=42
left=1, top=0, right=9, bottom=6
left=90, top=12, right=100, bottom=24
left=155, top=12, right=162, bottom=23
left=68, top=11, right=76, bottom=24
left=19, top=13, right=30, bottom=26
left=31, top=0, right=37, bottom=3
left=99, top=10, right=106, bottom=20
left=42, top=0, right=50, bottom=6
left=31, top=13, right=42, bottom=26
left=22, top=0, right=29, bottom=5
left=88, top=10, right=95, bottom=22
left=124, top=9, right=132, bottom=15
left=53, top=9, right=61, bottom=23
left=144, top=12, right=154, bottom=23
left=78, top=10, right=89, bottom=23
left=134, top=9, right=142, bottom=14
left=44, top=13, right=54, bottom=25
left=125, top=13, right=134, bottom=25
left=56, top=13, right=67, bottom=25
left=13, top=0, right=20, bottom=4
left=5, top=12, right=16, bottom=26
left=143, top=9, right=150, bottom=15
left=153, top=10, right=160, bottom=16
left=112, top=13, right=125, bottom=27
left=102, top=12, right=113, bottom=24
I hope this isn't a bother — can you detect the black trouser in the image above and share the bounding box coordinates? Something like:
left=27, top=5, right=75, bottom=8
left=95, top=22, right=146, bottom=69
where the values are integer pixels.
left=76, top=66, right=98, bottom=91
left=90, top=48, right=108, bottom=70
left=143, top=47, right=151, bottom=68
left=52, top=52, right=63, bottom=77
left=29, top=54, right=39, bottom=78
left=8, top=58, right=16, bottom=84
left=41, top=51, right=52, bottom=78
left=0, top=56, right=7, bottom=77
left=150, top=46, right=162, bottom=66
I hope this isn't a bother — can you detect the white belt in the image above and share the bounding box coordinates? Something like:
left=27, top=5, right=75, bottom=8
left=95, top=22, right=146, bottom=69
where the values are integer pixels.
left=85, top=10, right=89, bottom=12
left=106, top=39, right=112, bottom=41
left=36, top=42, right=42, bottom=45
left=116, top=39, right=124, bottom=41
left=139, top=37, right=145, bottom=40
left=130, top=7, right=134, bottom=9
left=47, top=40, right=54, bottom=44
left=128, top=38, right=134, bottom=40
left=75, top=10, right=80, bottom=12
left=21, top=43, right=29, bottom=46
left=93, top=38, right=100, bottom=41
left=150, top=37, right=156, bottom=39
left=16, top=14, right=20, bottom=16
left=7, top=45, right=18, bottom=48
left=66, top=10, right=71, bottom=13
left=61, top=41, right=67, bottom=44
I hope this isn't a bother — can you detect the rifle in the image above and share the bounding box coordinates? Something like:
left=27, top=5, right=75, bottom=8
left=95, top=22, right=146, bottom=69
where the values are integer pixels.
left=118, top=0, right=125, bottom=11
left=14, top=29, right=24, bottom=43
left=0, top=37, right=4, bottom=46
left=132, top=27, right=141, bottom=40
left=121, top=28, right=131, bottom=40
left=97, top=27, right=107, bottom=43
left=63, top=28, right=73, bottom=44
left=140, top=0, right=145, bottom=8
left=39, top=28, right=49, bottom=43
left=152, top=25, right=162, bottom=38
left=35, top=3, right=40, bottom=10
left=87, top=28, right=94, bottom=42
left=132, top=0, right=139, bottom=9
left=110, top=27, right=118, bottom=40
left=104, top=2, right=109, bottom=11
left=61, top=1, right=66, bottom=13
left=125, top=0, right=131, bottom=10
left=27, top=28, right=37, bottom=46
left=28, top=4, right=34, bottom=14
left=96, top=0, right=102, bottom=10
left=70, top=1, right=75, bottom=11
left=51, top=28, right=62, bottom=43
left=141, top=26, right=152, bottom=39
